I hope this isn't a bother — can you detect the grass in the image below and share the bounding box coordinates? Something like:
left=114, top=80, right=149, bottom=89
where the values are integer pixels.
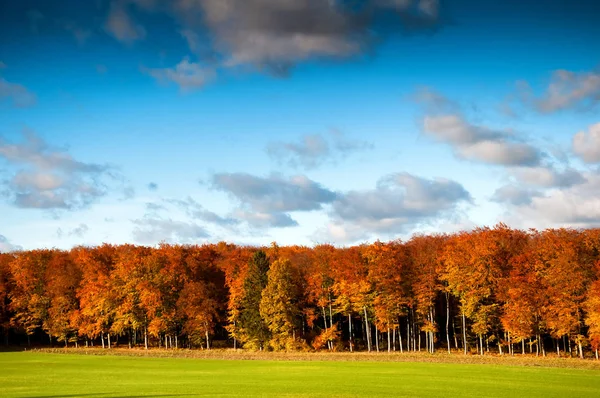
left=1, top=351, right=600, bottom=397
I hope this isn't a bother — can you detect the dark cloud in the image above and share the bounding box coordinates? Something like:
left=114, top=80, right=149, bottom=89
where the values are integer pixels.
left=573, top=122, right=600, bottom=163
left=147, top=182, right=158, bottom=191
left=0, top=129, right=120, bottom=210
left=0, top=234, right=22, bottom=253
left=132, top=216, right=209, bottom=244
left=211, top=172, right=336, bottom=228
left=107, top=0, right=441, bottom=75
left=267, top=130, right=372, bottom=169
left=327, top=172, right=471, bottom=238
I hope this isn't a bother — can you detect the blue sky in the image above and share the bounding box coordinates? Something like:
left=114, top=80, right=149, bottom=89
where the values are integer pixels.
left=1, top=0, right=600, bottom=251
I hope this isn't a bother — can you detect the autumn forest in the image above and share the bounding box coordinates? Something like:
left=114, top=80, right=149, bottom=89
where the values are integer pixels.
left=1, top=224, right=600, bottom=359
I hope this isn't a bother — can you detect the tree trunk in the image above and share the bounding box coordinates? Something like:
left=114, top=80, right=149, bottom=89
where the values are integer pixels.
left=406, top=314, right=411, bottom=352
left=446, top=293, right=451, bottom=353
left=363, top=307, right=372, bottom=352
left=462, top=312, right=467, bottom=355
left=392, top=327, right=396, bottom=352
left=101, top=332, right=105, bottom=349
left=578, top=341, right=583, bottom=359
left=322, top=307, right=331, bottom=350
left=452, top=318, right=459, bottom=349
left=144, top=328, right=148, bottom=350
left=480, top=335, right=484, bottom=356
left=107, top=333, right=111, bottom=349
left=375, top=326, right=380, bottom=352
left=430, top=307, right=435, bottom=354
left=328, top=303, right=334, bottom=331
left=348, top=314, right=353, bottom=352
left=596, top=349, right=598, bottom=360
left=387, top=328, right=391, bottom=352
left=398, top=320, right=403, bottom=353
left=206, top=330, right=210, bottom=350
left=175, top=335, right=178, bottom=349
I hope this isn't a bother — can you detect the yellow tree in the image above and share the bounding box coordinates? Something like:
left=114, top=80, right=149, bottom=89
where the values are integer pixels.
left=260, top=258, right=301, bottom=350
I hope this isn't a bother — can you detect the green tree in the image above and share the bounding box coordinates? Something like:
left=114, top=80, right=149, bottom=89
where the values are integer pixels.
left=238, top=250, right=270, bottom=350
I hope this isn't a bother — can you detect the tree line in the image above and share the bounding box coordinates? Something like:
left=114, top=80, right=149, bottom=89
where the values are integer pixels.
left=1, top=224, right=600, bottom=358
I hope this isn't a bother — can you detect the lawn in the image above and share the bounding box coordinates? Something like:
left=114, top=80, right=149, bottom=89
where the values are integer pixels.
left=1, top=351, right=599, bottom=397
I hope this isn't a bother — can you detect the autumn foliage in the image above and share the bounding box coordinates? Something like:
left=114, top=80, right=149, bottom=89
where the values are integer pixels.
left=2, top=224, right=600, bottom=358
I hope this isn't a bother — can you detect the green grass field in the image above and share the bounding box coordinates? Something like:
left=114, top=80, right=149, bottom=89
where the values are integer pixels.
left=1, top=351, right=600, bottom=397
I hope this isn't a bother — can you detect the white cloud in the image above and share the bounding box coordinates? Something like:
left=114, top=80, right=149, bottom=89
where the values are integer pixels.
left=0, top=129, right=121, bottom=210
left=573, top=122, right=600, bottom=163
left=326, top=172, right=471, bottom=240
left=144, top=58, right=214, bottom=92
left=423, top=114, right=542, bottom=166
left=524, top=69, right=600, bottom=113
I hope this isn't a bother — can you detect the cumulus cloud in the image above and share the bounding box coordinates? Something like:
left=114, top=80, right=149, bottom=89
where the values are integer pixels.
left=0, top=234, right=22, bottom=253
left=267, top=130, right=372, bottom=169
left=415, top=88, right=543, bottom=167
left=492, top=163, right=586, bottom=207
left=132, top=217, right=209, bottom=245
left=0, top=78, right=37, bottom=108
left=520, top=69, right=600, bottom=113
left=422, top=114, right=542, bottom=166
left=325, top=172, right=471, bottom=240
left=573, top=122, right=600, bottom=163
left=144, top=57, right=215, bottom=92
left=499, top=170, right=600, bottom=229
left=0, top=130, right=119, bottom=210
left=511, top=166, right=585, bottom=188
left=211, top=172, right=336, bottom=228
left=107, top=0, right=440, bottom=75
